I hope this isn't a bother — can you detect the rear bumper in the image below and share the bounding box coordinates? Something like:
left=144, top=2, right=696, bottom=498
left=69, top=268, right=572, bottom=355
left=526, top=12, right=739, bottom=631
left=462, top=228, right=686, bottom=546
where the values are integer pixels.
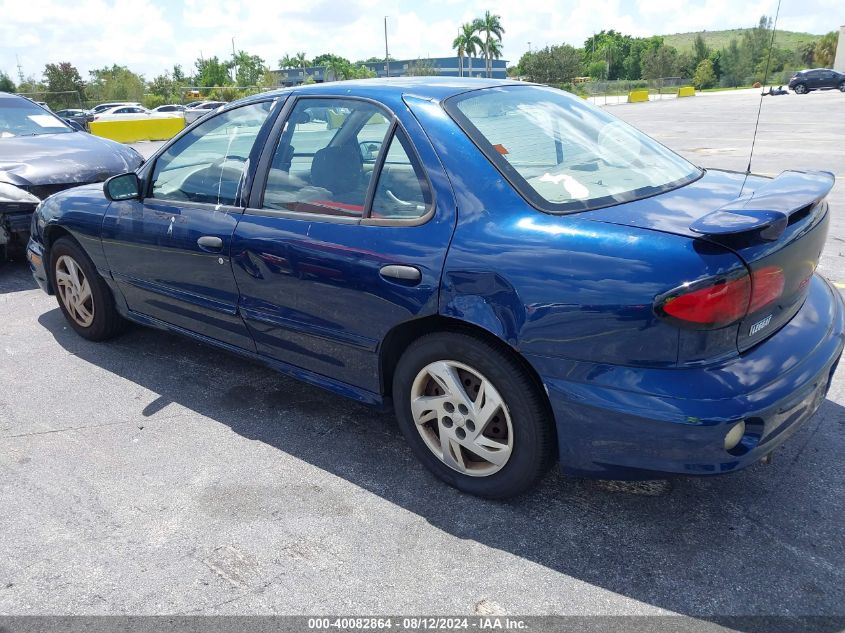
left=527, top=274, right=844, bottom=478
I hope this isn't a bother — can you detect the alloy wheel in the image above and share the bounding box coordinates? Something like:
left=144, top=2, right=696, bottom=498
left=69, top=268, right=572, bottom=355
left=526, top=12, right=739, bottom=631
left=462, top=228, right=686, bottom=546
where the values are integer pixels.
left=55, top=255, right=95, bottom=327
left=410, top=360, right=513, bottom=477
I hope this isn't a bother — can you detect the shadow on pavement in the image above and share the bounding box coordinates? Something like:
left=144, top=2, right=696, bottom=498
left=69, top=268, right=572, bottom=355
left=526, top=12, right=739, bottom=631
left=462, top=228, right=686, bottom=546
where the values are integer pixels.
left=38, top=307, right=845, bottom=629
left=0, top=256, right=37, bottom=294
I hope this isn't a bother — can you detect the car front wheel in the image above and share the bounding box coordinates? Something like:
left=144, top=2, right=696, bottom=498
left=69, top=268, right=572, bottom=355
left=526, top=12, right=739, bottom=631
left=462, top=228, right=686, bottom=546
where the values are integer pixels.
left=839, top=82, right=845, bottom=93
left=393, top=332, right=555, bottom=498
left=50, top=237, right=125, bottom=341
left=793, top=83, right=807, bottom=94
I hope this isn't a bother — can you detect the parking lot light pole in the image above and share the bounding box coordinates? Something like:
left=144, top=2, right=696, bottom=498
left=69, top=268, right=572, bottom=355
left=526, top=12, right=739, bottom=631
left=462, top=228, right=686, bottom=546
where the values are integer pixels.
left=384, top=16, right=390, bottom=78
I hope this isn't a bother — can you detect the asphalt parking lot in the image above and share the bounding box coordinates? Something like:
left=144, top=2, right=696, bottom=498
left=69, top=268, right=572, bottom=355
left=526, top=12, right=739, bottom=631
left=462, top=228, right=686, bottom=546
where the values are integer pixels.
left=1, top=90, right=844, bottom=622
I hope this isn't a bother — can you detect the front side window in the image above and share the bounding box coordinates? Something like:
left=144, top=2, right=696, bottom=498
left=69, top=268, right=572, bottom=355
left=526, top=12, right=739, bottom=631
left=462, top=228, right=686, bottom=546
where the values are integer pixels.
left=262, top=98, right=391, bottom=217
left=445, top=85, right=701, bottom=213
left=151, top=101, right=273, bottom=206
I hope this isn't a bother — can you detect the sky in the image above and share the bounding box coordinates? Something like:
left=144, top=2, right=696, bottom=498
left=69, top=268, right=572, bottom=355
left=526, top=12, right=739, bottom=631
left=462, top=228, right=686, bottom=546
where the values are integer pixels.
left=1, top=0, right=842, bottom=82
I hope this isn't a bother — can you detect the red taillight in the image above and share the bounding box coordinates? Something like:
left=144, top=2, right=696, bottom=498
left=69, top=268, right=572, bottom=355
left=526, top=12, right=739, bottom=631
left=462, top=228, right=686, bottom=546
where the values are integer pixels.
left=661, top=276, right=750, bottom=327
left=748, top=266, right=784, bottom=313
left=659, top=266, right=784, bottom=328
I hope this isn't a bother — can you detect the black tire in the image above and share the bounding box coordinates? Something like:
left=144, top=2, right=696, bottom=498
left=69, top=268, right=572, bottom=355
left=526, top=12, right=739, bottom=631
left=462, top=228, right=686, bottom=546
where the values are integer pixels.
left=392, top=331, right=556, bottom=499
left=839, top=82, right=845, bottom=93
left=793, top=83, right=807, bottom=94
left=49, top=236, right=125, bottom=341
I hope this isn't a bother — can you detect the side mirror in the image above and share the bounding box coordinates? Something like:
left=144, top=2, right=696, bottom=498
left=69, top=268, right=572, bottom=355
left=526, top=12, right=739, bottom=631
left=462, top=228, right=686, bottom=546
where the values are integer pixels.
left=359, top=140, right=383, bottom=162
left=104, top=173, right=141, bottom=201
left=66, top=120, right=85, bottom=132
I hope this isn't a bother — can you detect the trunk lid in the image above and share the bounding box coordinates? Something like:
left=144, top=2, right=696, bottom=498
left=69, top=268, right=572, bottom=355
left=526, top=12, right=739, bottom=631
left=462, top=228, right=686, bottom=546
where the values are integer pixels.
left=587, top=168, right=834, bottom=353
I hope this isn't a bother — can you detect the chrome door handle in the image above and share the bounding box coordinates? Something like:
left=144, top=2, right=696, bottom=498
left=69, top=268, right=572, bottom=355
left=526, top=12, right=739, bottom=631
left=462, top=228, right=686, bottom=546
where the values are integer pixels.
left=197, top=235, right=223, bottom=252
left=380, top=264, right=421, bottom=283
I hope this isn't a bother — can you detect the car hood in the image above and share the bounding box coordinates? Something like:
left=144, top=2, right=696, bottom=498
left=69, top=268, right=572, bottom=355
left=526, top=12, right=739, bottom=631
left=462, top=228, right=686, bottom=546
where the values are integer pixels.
left=0, top=132, right=141, bottom=188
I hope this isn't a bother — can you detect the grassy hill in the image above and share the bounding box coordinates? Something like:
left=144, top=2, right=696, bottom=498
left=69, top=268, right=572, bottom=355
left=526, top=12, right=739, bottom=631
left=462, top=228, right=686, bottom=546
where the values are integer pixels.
left=663, top=28, right=820, bottom=52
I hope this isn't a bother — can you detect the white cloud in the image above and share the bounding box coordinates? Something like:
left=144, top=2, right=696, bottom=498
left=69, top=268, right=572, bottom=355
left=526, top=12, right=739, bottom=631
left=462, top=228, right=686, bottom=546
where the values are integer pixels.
left=0, top=0, right=840, bottom=82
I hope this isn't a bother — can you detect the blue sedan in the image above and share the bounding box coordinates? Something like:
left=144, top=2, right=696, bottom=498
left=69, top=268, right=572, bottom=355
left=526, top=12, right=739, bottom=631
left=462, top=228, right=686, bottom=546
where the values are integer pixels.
left=26, top=78, right=844, bottom=498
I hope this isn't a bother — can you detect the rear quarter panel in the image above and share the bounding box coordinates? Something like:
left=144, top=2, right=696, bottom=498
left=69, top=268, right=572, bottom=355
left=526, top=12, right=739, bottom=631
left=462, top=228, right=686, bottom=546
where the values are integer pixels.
left=407, top=95, right=746, bottom=367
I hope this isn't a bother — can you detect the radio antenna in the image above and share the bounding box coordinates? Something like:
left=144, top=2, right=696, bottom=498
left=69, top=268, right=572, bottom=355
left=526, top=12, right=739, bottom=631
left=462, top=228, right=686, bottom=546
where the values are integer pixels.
left=742, top=0, right=782, bottom=195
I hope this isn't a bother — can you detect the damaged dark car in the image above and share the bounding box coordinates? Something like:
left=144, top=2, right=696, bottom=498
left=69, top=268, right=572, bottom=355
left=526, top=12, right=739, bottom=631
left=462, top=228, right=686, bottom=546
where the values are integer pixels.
left=0, top=92, right=143, bottom=260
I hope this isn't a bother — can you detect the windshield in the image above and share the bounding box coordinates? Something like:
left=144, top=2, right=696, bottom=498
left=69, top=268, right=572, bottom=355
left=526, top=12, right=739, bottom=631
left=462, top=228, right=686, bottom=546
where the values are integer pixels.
left=0, top=99, right=72, bottom=137
left=444, top=85, right=701, bottom=213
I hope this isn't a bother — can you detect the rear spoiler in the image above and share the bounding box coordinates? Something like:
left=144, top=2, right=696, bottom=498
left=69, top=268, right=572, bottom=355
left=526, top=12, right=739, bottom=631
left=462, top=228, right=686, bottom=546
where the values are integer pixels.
left=689, top=170, right=835, bottom=240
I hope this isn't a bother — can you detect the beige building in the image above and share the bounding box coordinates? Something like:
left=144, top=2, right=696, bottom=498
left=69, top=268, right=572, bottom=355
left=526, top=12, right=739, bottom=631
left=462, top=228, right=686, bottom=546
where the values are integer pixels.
left=835, top=25, right=845, bottom=72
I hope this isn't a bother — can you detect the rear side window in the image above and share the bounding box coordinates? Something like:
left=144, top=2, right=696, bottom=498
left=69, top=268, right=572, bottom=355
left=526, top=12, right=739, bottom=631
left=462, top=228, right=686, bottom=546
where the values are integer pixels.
left=371, top=129, right=432, bottom=219
left=262, top=98, right=391, bottom=217
left=445, top=85, right=701, bottom=214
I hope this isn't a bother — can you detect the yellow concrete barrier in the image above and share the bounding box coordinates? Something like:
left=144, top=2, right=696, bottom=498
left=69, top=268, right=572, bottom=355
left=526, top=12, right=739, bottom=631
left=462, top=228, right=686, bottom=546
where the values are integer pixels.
left=677, top=86, right=696, bottom=98
left=89, top=117, right=185, bottom=143
left=627, top=89, right=649, bottom=103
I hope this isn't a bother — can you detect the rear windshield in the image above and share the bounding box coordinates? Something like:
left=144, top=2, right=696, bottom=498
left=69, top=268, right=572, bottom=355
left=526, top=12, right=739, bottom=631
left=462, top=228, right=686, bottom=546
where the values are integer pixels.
left=0, top=99, right=72, bottom=137
left=444, top=85, right=701, bottom=213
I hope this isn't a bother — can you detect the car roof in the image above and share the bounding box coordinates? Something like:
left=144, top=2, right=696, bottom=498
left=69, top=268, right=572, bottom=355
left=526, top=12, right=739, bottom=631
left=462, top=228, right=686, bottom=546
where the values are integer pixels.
left=100, top=105, right=144, bottom=112
left=233, top=77, right=529, bottom=109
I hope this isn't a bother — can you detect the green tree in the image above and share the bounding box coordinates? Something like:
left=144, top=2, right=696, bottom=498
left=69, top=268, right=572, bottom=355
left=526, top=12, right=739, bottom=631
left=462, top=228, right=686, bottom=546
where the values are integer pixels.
left=583, top=30, right=636, bottom=80
left=692, top=59, right=716, bottom=89
left=453, top=22, right=483, bottom=77
left=194, top=56, right=231, bottom=87
left=798, top=41, right=815, bottom=67
left=0, top=71, right=16, bottom=93
left=641, top=45, right=678, bottom=80
left=148, top=72, right=175, bottom=99
left=16, top=75, right=46, bottom=96
left=406, top=58, right=439, bottom=77
left=692, top=34, right=711, bottom=66
left=521, top=45, right=582, bottom=84
left=676, top=51, right=696, bottom=79
left=719, top=39, right=745, bottom=87
left=87, top=65, right=144, bottom=102
left=474, top=11, right=505, bottom=78
left=43, top=62, right=85, bottom=107
left=313, top=53, right=349, bottom=67
left=707, top=50, right=722, bottom=79
left=232, top=51, right=266, bottom=86
left=814, top=31, right=838, bottom=67
left=172, top=64, right=186, bottom=84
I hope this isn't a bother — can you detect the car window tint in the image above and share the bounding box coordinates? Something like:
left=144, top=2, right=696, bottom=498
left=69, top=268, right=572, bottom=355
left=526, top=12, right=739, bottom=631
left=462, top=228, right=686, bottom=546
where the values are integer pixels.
left=262, top=98, right=390, bottom=217
left=151, top=101, right=273, bottom=206
left=370, top=128, right=432, bottom=220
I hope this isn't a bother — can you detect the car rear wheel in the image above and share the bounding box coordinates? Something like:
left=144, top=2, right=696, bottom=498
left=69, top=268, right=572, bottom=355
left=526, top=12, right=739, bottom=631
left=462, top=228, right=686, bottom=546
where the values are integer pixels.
left=793, top=83, right=807, bottom=94
left=839, top=82, right=845, bottom=93
left=50, top=237, right=125, bottom=341
left=393, top=332, right=555, bottom=498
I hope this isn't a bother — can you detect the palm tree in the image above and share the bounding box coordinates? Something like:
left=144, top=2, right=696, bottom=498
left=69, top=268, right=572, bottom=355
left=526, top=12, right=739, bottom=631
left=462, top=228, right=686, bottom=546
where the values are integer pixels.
left=325, top=58, right=349, bottom=82
left=452, top=23, right=483, bottom=78
left=475, top=11, right=505, bottom=78
left=486, top=38, right=503, bottom=71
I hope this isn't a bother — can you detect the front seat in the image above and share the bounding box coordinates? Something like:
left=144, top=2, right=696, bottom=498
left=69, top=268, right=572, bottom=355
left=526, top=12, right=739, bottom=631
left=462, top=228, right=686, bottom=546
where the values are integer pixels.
left=310, top=143, right=365, bottom=205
